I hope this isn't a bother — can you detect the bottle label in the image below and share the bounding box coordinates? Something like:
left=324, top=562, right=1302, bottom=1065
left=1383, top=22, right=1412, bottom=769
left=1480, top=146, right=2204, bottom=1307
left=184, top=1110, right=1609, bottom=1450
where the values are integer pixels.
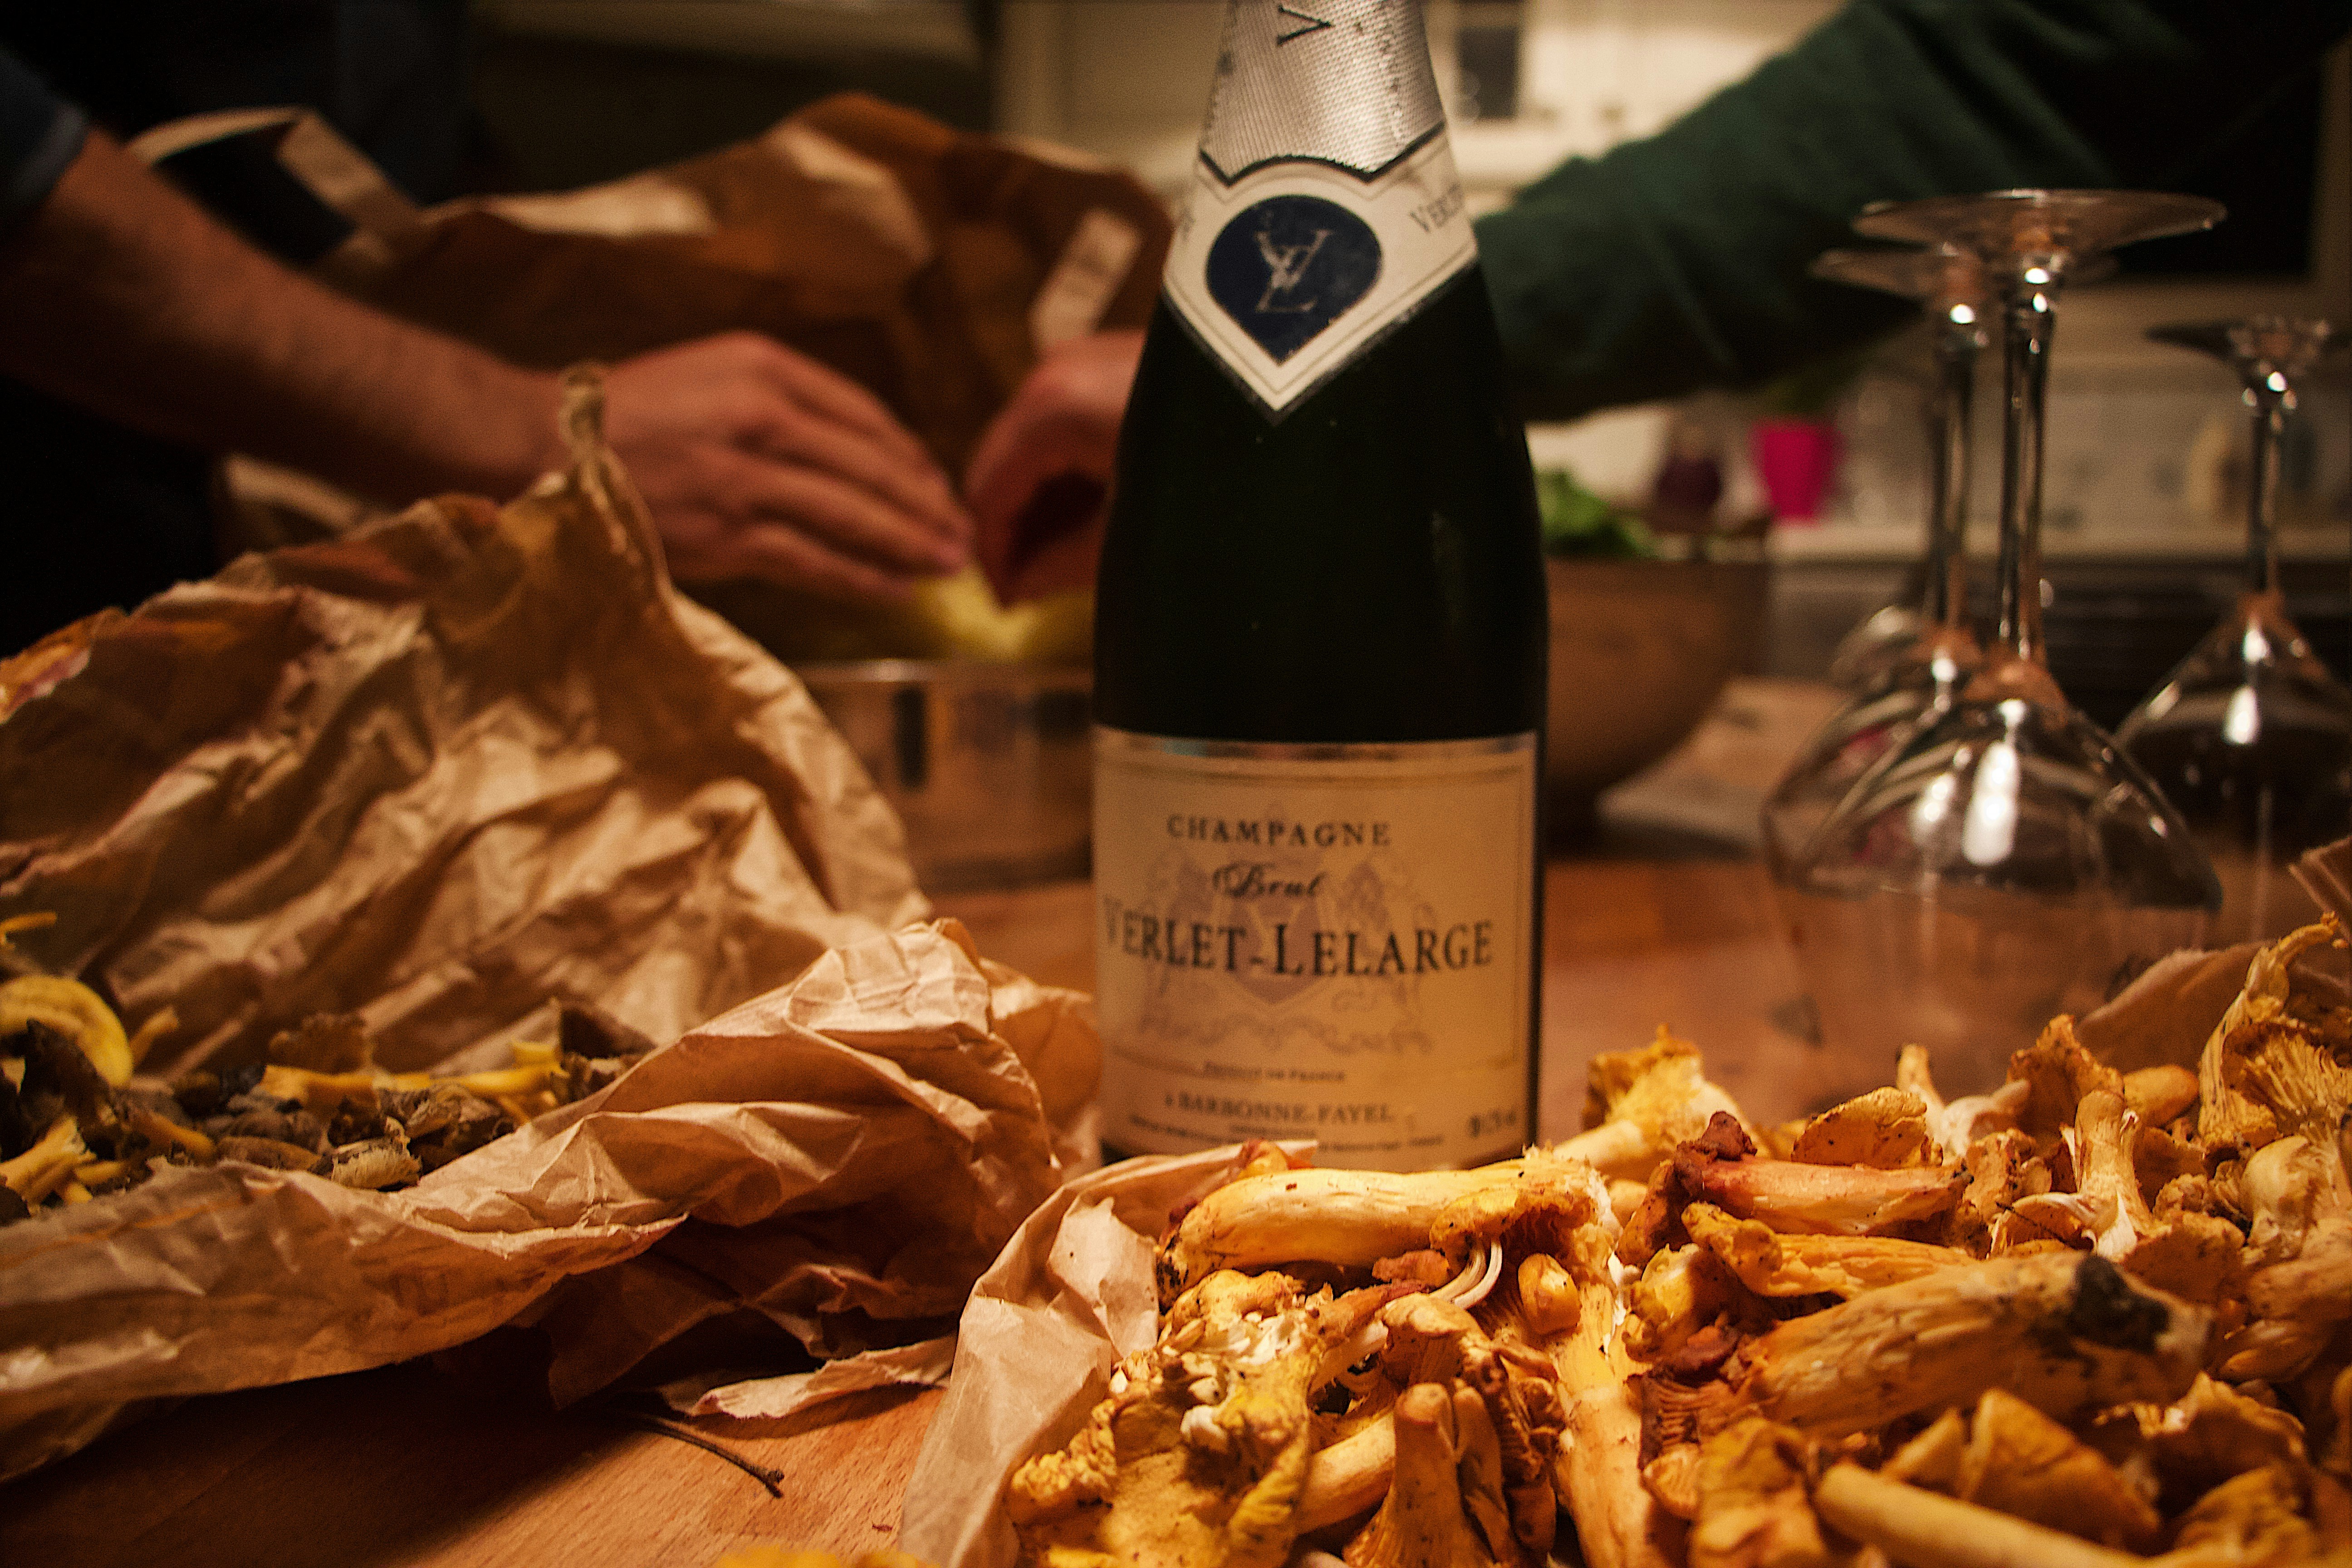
left=1163, top=1, right=1475, bottom=416
left=1093, top=727, right=1537, bottom=1169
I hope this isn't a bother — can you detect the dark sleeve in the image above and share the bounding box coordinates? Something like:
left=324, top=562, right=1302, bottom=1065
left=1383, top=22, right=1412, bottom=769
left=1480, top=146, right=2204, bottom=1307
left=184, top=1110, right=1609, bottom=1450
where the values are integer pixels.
left=0, top=44, right=86, bottom=237
left=1474, top=0, right=2352, bottom=421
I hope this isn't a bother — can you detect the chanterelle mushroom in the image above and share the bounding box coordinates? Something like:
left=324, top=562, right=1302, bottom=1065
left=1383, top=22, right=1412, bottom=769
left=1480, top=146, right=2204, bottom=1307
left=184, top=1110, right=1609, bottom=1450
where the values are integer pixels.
left=1558, top=1030, right=1757, bottom=1185
left=1010, top=1269, right=1390, bottom=1568
left=1343, top=1383, right=1506, bottom=1568
left=1738, top=1251, right=2208, bottom=1437
left=2199, top=921, right=2350, bottom=1196
left=1160, top=1167, right=1528, bottom=1302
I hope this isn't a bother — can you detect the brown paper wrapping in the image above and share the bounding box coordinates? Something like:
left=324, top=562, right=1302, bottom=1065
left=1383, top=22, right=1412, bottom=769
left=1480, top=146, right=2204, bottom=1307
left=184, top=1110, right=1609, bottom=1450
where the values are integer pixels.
left=0, top=382, right=1098, bottom=1479
left=170, top=94, right=1167, bottom=663
left=898, top=1143, right=1309, bottom=1568
left=0, top=375, right=924, bottom=1075
left=358, top=93, right=1169, bottom=485
left=0, top=916, right=1097, bottom=1481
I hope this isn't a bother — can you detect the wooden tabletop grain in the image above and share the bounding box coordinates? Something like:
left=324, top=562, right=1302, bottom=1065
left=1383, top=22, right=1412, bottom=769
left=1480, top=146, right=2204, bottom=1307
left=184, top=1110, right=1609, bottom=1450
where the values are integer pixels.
left=0, top=678, right=1841, bottom=1568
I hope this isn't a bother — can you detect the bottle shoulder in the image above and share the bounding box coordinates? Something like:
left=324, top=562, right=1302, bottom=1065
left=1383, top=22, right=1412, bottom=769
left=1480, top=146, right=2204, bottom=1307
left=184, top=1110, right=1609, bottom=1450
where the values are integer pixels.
left=1093, top=274, right=1548, bottom=745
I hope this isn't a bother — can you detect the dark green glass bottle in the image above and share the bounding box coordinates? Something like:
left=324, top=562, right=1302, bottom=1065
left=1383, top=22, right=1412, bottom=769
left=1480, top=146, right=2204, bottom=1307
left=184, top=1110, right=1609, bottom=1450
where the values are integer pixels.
left=1091, top=0, right=1546, bottom=1171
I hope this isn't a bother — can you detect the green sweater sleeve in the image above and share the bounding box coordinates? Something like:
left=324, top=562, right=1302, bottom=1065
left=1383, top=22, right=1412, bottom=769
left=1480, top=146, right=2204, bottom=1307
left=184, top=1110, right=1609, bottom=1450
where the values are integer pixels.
left=1473, top=0, right=2352, bottom=420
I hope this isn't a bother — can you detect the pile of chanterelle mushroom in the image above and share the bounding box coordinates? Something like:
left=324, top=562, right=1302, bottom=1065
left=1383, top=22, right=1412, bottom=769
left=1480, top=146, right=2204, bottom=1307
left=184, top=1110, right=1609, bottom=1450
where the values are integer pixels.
left=1009, top=919, right=2350, bottom=1568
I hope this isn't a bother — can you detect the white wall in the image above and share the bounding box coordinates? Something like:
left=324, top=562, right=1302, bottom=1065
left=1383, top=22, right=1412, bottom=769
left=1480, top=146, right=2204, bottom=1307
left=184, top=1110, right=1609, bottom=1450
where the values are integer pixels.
left=994, top=0, right=1839, bottom=203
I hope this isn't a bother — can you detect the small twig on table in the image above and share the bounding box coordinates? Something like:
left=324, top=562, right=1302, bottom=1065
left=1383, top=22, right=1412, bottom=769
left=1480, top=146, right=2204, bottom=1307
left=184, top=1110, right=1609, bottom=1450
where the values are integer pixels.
left=603, top=1409, right=786, bottom=1497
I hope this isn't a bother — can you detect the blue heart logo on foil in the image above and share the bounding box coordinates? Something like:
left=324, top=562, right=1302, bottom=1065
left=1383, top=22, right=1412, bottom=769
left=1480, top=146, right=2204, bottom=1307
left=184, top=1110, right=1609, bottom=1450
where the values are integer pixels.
left=1205, top=196, right=1382, bottom=363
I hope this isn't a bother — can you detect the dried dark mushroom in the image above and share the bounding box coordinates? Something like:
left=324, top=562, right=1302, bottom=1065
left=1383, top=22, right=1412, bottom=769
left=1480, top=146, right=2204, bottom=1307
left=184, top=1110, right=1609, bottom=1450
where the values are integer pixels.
left=395, top=1084, right=513, bottom=1172
left=212, top=1135, right=329, bottom=1174
left=0, top=1062, right=33, bottom=1157
left=563, top=1053, right=630, bottom=1102
left=557, top=1000, right=657, bottom=1061
left=13, top=1020, right=111, bottom=1130
left=168, top=1069, right=225, bottom=1118
left=266, top=1013, right=372, bottom=1073
left=5, top=949, right=645, bottom=1220
left=219, top=1105, right=329, bottom=1153
left=326, top=1095, right=391, bottom=1147
left=327, top=1134, right=420, bottom=1190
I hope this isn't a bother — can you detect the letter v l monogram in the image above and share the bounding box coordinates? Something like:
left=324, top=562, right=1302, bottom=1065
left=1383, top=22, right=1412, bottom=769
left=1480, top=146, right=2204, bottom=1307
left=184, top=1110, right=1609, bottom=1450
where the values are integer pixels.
left=1275, top=4, right=1334, bottom=45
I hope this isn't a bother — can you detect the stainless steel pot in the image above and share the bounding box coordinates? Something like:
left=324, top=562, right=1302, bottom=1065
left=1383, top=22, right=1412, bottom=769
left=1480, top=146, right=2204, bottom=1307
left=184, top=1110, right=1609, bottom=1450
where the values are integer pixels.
left=799, top=661, right=1093, bottom=892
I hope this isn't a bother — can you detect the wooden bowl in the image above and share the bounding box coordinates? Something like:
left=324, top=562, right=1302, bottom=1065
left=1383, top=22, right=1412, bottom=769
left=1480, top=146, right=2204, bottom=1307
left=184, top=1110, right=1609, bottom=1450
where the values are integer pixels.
left=1545, top=557, right=1771, bottom=835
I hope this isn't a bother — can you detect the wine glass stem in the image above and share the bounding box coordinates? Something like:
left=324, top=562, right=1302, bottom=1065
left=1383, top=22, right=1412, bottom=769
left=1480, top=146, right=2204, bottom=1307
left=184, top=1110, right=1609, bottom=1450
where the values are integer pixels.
left=2245, top=383, right=2285, bottom=595
left=1924, top=322, right=1977, bottom=630
left=1997, top=274, right=2055, bottom=664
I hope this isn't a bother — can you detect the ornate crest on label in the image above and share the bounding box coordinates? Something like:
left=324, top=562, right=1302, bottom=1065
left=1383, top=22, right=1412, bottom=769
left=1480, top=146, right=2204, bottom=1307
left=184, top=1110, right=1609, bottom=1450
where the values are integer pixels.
left=1167, top=138, right=1471, bottom=416
left=1205, top=196, right=1382, bottom=363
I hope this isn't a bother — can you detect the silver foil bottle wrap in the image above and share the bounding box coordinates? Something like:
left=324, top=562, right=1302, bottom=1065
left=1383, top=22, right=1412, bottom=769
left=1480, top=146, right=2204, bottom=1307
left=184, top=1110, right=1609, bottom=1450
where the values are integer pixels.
left=1199, top=0, right=1448, bottom=183
left=1167, top=0, right=1476, bottom=416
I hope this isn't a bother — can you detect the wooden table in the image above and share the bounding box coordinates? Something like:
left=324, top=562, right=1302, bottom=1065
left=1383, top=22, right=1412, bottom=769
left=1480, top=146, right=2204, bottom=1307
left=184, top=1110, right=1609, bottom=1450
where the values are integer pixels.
left=0, top=679, right=1840, bottom=1568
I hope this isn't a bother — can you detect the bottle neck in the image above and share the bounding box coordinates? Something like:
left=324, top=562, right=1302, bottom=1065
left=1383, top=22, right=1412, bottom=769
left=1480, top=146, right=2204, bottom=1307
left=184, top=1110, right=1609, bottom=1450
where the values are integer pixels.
left=1166, top=0, right=1476, bottom=418
left=1197, top=0, right=1446, bottom=185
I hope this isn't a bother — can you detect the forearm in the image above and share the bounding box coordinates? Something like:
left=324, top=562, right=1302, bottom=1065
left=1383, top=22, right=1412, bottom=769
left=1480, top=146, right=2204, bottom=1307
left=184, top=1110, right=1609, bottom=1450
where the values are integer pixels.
left=1477, top=0, right=2352, bottom=421
left=0, top=130, right=559, bottom=503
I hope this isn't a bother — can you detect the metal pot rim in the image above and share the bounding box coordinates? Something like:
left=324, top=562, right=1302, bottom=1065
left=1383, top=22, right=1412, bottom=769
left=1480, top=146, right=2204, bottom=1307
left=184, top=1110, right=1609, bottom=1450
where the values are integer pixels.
left=796, top=658, right=1092, bottom=691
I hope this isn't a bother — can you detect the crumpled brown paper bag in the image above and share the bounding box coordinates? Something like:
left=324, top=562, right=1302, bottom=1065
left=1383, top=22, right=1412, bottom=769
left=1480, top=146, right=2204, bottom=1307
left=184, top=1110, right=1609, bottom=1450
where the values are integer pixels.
left=0, top=916, right=1097, bottom=1482
left=2077, top=835, right=2351, bottom=1071
left=897, top=1143, right=1305, bottom=1568
left=354, top=92, right=1168, bottom=488
left=0, top=374, right=924, bottom=1075
left=176, top=93, right=1167, bottom=661
left=0, top=376, right=1100, bottom=1479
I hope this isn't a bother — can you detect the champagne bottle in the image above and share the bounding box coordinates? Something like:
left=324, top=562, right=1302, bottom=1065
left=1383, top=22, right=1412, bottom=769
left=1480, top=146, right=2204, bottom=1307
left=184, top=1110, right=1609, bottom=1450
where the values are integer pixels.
left=1092, top=0, right=1547, bottom=1171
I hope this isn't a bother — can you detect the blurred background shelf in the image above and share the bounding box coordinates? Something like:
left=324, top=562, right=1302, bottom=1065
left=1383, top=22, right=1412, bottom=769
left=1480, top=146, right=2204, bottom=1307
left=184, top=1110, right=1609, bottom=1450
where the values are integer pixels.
left=470, top=0, right=991, bottom=189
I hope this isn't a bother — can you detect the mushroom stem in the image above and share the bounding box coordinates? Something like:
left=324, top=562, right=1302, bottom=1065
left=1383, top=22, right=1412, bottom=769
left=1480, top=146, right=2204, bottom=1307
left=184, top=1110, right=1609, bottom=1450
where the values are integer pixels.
left=1161, top=1166, right=1525, bottom=1295
left=1434, top=1242, right=1505, bottom=1310
left=1815, top=1464, right=2141, bottom=1568
left=0, top=1116, right=85, bottom=1202
left=1297, top=1416, right=1396, bottom=1531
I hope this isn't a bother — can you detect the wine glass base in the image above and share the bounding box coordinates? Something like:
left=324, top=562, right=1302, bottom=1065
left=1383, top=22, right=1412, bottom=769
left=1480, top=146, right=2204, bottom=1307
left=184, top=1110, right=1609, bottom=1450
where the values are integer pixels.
left=1782, top=878, right=2210, bottom=1100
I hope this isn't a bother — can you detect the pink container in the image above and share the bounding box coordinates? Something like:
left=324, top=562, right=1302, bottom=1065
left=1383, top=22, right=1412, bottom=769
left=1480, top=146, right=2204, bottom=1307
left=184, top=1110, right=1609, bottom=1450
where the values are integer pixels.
left=1750, top=418, right=1842, bottom=523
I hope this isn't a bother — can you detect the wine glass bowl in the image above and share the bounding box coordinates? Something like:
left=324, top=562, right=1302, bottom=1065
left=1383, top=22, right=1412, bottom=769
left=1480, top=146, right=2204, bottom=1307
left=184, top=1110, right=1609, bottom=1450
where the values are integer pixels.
left=1785, top=655, right=2216, bottom=1093
left=2117, top=316, right=2352, bottom=941
left=2146, top=317, right=2344, bottom=375
left=1780, top=190, right=2223, bottom=1104
left=1760, top=627, right=1978, bottom=874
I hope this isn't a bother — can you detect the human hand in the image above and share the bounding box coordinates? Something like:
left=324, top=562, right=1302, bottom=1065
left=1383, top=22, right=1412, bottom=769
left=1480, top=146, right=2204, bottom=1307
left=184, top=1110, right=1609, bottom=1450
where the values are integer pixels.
left=963, top=328, right=1144, bottom=604
left=601, top=332, right=972, bottom=602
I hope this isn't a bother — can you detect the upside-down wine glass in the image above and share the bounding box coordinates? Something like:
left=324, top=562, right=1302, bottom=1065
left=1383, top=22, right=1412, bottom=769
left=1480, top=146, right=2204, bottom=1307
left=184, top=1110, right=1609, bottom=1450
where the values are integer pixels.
left=1760, top=245, right=1991, bottom=877
left=2116, top=317, right=2352, bottom=941
left=1780, top=190, right=2224, bottom=1102
left=1819, top=252, right=2117, bottom=696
